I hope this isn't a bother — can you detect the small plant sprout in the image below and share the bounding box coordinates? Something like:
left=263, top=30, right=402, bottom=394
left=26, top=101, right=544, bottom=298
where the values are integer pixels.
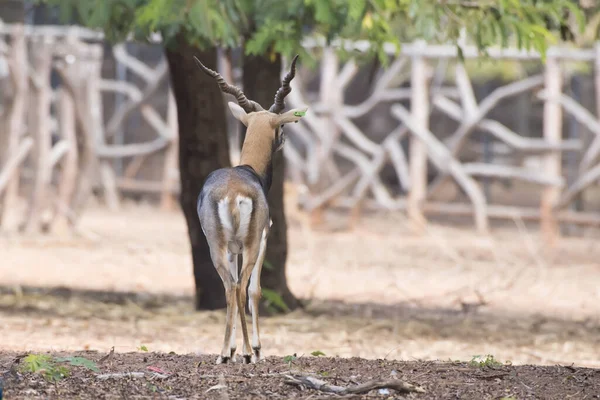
left=469, top=354, right=503, bottom=368
left=283, top=354, right=298, bottom=366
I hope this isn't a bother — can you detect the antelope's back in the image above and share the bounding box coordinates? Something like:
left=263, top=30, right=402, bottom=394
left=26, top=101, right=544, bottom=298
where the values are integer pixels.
left=197, top=166, right=270, bottom=249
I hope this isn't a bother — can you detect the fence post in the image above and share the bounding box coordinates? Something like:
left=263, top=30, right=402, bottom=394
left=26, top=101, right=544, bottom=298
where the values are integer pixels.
left=88, top=43, right=120, bottom=211
left=52, top=87, right=78, bottom=234
left=595, top=43, right=600, bottom=129
left=408, top=41, right=430, bottom=231
left=0, top=24, right=27, bottom=228
left=22, top=35, right=54, bottom=233
left=310, top=46, right=341, bottom=227
left=541, top=54, right=562, bottom=245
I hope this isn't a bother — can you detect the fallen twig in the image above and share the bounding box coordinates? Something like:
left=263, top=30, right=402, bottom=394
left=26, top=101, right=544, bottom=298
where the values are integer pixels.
left=284, top=374, right=425, bottom=395
left=97, top=372, right=145, bottom=380
left=475, top=372, right=509, bottom=380
left=96, top=371, right=170, bottom=380
left=206, top=374, right=229, bottom=399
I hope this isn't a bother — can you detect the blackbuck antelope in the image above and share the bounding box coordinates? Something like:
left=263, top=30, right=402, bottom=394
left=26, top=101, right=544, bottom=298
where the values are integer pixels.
left=194, top=55, right=307, bottom=364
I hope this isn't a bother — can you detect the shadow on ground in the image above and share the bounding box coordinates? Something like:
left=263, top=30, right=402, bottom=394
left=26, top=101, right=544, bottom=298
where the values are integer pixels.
left=1, top=284, right=599, bottom=354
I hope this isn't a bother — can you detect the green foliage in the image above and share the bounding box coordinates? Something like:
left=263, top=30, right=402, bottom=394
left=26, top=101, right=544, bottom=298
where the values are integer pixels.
left=262, top=259, right=274, bottom=271
left=21, top=354, right=69, bottom=382
left=261, top=288, right=290, bottom=313
left=138, top=345, right=149, bottom=352
left=20, top=354, right=56, bottom=374
left=39, top=0, right=585, bottom=64
left=54, top=356, right=100, bottom=372
left=283, top=354, right=297, bottom=364
left=20, top=354, right=100, bottom=382
left=469, top=354, right=503, bottom=368
left=311, top=350, right=326, bottom=357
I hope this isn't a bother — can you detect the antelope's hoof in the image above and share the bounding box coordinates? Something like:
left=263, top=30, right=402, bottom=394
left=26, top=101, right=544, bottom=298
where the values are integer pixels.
left=216, top=355, right=231, bottom=365
left=252, top=347, right=261, bottom=363
left=242, top=354, right=252, bottom=364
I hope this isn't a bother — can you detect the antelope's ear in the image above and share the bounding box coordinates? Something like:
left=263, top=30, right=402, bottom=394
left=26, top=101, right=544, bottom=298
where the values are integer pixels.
left=271, top=107, right=308, bottom=126
left=228, top=102, right=249, bottom=126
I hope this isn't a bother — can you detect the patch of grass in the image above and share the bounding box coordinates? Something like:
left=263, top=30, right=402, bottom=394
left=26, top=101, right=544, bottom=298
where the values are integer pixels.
left=20, top=354, right=69, bottom=383
left=469, top=354, right=503, bottom=368
left=20, top=354, right=100, bottom=383
left=311, top=350, right=326, bottom=357
left=138, top=345, right=149, bottom=352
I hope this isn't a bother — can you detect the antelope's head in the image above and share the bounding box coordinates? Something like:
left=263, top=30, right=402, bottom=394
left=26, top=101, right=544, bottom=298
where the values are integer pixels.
left=194, top=55, right=307, bottom=156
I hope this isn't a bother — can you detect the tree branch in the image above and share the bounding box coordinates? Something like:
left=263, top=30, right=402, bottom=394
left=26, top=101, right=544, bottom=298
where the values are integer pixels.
left=283, top=374, right=425, bottom=395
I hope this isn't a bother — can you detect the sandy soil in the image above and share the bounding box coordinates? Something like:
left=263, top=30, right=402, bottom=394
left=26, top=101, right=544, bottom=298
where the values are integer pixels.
left=1, top=199, right=600, bottom=371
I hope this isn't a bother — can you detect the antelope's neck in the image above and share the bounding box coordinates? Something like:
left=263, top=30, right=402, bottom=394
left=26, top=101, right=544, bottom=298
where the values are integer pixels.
left=239, top=134, right=274, bottom=192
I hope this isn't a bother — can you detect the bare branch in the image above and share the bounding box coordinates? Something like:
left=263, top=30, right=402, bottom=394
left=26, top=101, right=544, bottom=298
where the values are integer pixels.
left=434, top=95, right=580, bottom=152
left=558, top=163, right=600, bottom=209
left=101, top=60, right=170, bottom=140
left=113, top=44, right=155, bottom=82
left=446, top=74, right=545, bottom=154
left=383, top=126, right=411, bottom=190
left=462, top=163, right=565, bottom=186
left=392, top=103, right=489, bottom=232
left=536, top=90, right=600, bottom=173
left=0, top=138, right=33, bottom=196
left=334, top=143, right=396, bottom=208
left=49, top=140, right=70, bottom=168
left=284, top=374, right=425, bottom=395
left=304, top=168, right=361, bottom=211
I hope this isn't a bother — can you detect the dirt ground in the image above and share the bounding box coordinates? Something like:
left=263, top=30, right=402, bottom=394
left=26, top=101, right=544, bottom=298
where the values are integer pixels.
left=1, top=195, right=600, bottom=398
left=2, top=351, right=600, bottom=400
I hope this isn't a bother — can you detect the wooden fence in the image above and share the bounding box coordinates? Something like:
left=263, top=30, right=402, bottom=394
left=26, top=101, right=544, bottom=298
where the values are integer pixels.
left=0, top=24, right=176, bottom=234
left=1, top=24, right=600, bottom=242
left=290, top=39, right=600, bottom=243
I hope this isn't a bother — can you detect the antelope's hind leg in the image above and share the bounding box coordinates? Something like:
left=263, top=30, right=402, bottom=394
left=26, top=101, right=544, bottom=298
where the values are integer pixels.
left=228, top=252, right=239, bottom=361
left=237, top=231, right=267, bottom=364
left=248, top=227, right=268, bottom=363
left=212, top=249, right=238, bottom=365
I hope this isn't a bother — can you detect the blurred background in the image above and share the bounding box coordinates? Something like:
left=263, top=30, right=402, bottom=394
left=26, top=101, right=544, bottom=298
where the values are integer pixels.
left=1, top=0, right=600, bottom=368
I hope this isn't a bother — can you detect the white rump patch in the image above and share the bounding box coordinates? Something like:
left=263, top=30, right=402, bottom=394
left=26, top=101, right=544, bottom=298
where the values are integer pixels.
left=236, top=195, right=253, bottom=239
left=217, top=197, right=233, bottom=233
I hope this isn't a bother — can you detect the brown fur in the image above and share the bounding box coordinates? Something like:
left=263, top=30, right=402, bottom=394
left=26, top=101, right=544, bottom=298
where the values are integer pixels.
left=239, top=112, right=278, bottom=176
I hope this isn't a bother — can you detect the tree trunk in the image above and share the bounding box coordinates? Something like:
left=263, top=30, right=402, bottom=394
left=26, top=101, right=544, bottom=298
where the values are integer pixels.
left=0, top=0, right=24, bottom=23
left=165, top=39, right=230, bottom=310
left=242, top=52, right=300, bottom=313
